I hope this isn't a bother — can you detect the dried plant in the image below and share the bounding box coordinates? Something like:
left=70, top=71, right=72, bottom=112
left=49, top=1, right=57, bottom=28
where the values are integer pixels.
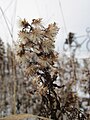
left=15, top=18, right=89, bottom=119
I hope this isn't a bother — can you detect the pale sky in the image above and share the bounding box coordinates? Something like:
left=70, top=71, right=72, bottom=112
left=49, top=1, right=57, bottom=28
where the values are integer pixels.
left=0, top=0, right=90, bottom=54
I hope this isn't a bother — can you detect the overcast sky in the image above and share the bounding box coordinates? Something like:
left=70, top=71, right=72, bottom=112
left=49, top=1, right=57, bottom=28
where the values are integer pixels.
left=0, top=0, right=90, bottom=54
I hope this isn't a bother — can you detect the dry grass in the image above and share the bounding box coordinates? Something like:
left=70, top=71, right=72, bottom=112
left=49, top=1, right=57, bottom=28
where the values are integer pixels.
left=0, top=114, right=52, bottom=120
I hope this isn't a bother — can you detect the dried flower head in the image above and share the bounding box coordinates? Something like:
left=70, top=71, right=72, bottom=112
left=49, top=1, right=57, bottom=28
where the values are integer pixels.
left=45, top=22, right=59, bottom=39
left=31, top=18, right=42, bottom=27
left=18, top=18, right=30, bottom=29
